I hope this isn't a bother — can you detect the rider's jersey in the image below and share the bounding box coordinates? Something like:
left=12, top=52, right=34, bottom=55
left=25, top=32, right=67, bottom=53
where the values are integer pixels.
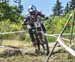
left=24, top=11, right=46, bottom=32
left=24, top=11, right=45, bottom=27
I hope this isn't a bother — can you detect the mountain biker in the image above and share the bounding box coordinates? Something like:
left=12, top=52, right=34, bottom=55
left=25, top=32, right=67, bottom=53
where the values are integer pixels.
left=23, top=5, right=48, bottom=53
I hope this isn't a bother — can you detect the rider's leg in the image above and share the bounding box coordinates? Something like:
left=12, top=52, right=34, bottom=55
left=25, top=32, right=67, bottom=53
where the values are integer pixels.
left=29, top=29, right=35, bottom=44
left=35, top=33, right=40, bottom=52
left=39, top=33, right=45, bottom=51
left=28, top=29, right=38, bottom=52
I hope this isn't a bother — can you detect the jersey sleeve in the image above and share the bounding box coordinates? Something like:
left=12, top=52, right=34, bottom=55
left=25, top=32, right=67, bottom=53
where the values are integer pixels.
left=24, top=17, right=30, bottom=25
left=37, top=11, right=45, bottom=18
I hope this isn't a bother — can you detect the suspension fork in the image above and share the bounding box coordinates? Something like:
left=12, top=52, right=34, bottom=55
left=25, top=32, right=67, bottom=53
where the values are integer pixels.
left=34, top=29, right=40, bottom=53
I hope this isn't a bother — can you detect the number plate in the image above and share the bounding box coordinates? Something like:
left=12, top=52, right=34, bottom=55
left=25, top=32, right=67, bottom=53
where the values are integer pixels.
left=34, top=21, right=41, bottom=27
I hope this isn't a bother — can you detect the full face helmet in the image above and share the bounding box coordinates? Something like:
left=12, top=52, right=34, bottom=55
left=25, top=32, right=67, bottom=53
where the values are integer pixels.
left=28, top=5, right=36, bottom=15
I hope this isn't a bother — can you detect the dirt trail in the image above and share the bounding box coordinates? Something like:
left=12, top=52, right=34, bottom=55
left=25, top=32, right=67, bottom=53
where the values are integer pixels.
left=0, top=42, right=74, bottom=62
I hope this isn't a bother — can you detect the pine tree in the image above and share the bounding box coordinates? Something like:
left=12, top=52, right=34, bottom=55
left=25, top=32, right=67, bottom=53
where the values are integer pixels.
left=70, top=0, right=75, bottom=9
left=0, top=2, right=23, bottom=22
left=52, top=0, right=63, bottom=16
left=64, top=3, right=70, bottom=15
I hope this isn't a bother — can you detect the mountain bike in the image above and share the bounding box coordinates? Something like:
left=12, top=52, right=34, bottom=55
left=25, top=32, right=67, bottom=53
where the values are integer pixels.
left=33, top=19, right=49, bottom=55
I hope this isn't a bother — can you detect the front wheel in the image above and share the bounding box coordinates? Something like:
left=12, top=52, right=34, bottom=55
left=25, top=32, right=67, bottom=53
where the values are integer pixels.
left=42, top=37, right=49, bottom=55
left=40, top=33, right=49, bottom=55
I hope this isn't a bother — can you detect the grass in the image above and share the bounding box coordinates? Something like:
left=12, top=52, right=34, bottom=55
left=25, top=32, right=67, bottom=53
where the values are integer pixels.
left=0, top=52, right=74, bottom=62
left=1, top=40, right=31, bottom=46
left=0, top=39, right=74, bottom=62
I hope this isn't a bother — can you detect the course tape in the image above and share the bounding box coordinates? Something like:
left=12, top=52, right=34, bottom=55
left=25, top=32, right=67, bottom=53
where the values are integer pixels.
left=0, top=30, right=75, bottom=36
left=57, top=36, right=75, bottom=56
left=44, top=33, right=73, bottom=42
left=0, top=30, right=74, bottom=43
left=43, top=32, right=75, bottom=57
left=0, top=30, right=74, bottom=42
left=0, top=30, right=28, bottom=35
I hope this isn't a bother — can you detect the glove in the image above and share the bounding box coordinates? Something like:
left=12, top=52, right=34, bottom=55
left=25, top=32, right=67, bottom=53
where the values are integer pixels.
left=44, top=17, right=48, bottom=20
left=45, top=17, right=48, bottom=19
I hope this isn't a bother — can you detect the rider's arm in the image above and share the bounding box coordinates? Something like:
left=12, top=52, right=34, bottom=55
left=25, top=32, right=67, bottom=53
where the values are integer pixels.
left=23, top=17, right=30, bottom=25
left=38, top=12, right=45, bottom=18
left=38, top=12, right=48, bottom=20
